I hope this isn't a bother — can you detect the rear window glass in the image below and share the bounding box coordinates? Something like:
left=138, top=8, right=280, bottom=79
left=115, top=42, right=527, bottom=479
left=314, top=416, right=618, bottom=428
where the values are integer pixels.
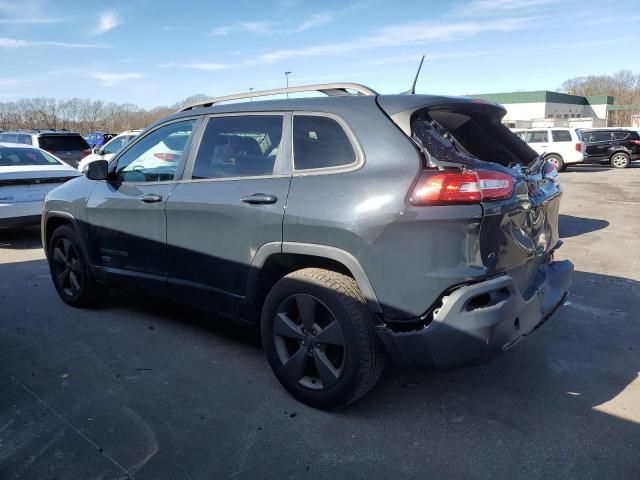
left=293, top=115, right=356, bottom=170
left=552, top=130, right=572, bottom=142
left=38, top=135, right=89, bottom=151
left=0, top=147, right=60, bottom=166
left=412, top=108, right=538, bottom=167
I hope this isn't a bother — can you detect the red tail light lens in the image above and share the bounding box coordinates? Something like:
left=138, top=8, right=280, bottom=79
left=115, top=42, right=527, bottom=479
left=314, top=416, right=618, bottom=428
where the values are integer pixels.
left=630, top=139, right=640, bottom=146
left=153, top=153, right=177, bottom=161
left=82, top=149, right=91, bottom=156
left=411, top=170, right=513, bottom=205
left=575, top=143, right=582, bottom=152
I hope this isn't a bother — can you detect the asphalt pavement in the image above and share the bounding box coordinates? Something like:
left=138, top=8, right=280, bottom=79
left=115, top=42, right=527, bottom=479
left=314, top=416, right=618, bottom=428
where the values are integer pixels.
left=1, top=164, right=639, bottom=479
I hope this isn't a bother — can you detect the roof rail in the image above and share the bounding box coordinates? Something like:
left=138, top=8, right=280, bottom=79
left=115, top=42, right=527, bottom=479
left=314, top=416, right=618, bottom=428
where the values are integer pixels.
left=179, top=82, right=378, bottom=112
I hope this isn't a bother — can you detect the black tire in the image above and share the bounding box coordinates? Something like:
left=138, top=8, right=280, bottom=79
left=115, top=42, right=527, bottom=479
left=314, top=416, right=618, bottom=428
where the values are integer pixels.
left=47, top=225, right=100, bottom=307
left=546, top=154, right=564, bottom=171
left=610, top=152, right=630, bottom=169
left=261, top=268, right=385, bottom=409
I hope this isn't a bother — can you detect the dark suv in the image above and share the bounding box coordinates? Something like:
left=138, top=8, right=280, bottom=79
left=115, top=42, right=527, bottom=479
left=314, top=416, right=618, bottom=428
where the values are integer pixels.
left=578, top=128, right=640, bottom=168
left=0, top=129, right=91, bottom=168
left=42, top=83, right=573, bottom=409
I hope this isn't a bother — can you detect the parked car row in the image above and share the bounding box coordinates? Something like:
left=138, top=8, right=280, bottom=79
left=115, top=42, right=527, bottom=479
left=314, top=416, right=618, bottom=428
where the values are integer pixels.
left=513, top=127, right=640, bottom=169
left=0, top=128, right=142, bottom=228
left=0, top=143, right=80, bottom=228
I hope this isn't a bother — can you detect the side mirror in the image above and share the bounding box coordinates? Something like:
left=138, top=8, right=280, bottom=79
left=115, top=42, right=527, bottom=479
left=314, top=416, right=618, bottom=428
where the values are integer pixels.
left=84, top=159, right=109, bottom=181
left=92, top=147, right=101, bottom=155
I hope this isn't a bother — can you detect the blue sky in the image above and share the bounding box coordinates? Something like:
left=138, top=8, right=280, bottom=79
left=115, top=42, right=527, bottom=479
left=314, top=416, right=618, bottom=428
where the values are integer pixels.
left=1, top=0, right=638, bottom=107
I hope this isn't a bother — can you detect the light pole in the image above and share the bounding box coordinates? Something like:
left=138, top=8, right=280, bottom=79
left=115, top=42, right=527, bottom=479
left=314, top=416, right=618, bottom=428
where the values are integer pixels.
left=249, top=87, right=254, bottom=102
left=284, top=71, right=292, bottom=98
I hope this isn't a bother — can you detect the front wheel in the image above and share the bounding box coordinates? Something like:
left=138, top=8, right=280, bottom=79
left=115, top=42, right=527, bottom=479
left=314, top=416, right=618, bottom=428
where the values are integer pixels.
left=48, top=225, right=101, bottom=307
left=610, top=152, right=630, bottom=168
left=261, top=268, right=385, bottom=409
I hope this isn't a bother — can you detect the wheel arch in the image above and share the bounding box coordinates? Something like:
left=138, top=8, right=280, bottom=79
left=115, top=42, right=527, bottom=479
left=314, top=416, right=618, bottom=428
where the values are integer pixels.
left=43, top=211, right=81, bottom=257
left=246, top=242, right=382, bottom=317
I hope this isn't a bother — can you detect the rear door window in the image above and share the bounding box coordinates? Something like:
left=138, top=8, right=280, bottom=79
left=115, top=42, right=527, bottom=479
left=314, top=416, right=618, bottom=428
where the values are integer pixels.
left=192, top=115, right=284, bottom=179
left=551, top=130, right=572, bottom=142
left=293, top=115, right=357, bottom=170
left=591, top=132, right=613, bottom=142
left=39, top=135, right=90, bottom=151
left=0, top=133, right=19, bottom=144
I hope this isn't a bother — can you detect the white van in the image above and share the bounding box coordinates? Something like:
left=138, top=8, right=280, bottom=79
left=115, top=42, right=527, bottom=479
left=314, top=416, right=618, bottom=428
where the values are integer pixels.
left=512, top=128, right=585, bottom=170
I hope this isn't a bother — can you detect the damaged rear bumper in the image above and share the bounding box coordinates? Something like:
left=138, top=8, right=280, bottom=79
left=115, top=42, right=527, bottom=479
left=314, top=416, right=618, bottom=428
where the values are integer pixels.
left=375, top=260, right=573, bottom=370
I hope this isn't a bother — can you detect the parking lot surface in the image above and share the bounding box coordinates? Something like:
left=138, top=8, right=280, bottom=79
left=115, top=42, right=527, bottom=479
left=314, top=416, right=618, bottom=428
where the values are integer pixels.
left=1, top=165, right=639, bottom=480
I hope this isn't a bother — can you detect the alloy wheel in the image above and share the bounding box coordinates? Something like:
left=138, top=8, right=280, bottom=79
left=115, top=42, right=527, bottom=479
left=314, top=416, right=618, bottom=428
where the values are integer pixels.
left=273, top=294, right=346, bottom=390
left=51, top=238, right=84, bottom=297
left=612, top=154, right=628, bottom=168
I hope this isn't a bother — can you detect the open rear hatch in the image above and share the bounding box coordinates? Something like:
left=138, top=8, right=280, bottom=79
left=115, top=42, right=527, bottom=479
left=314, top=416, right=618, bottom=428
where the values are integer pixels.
left=381, top=97, right=564, bottom=295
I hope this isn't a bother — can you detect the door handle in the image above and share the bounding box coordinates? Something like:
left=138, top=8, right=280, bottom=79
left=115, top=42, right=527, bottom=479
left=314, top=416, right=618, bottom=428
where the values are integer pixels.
left=139, top=193, right=163, bottom=203
left=241, top=193, right=278, bottom=205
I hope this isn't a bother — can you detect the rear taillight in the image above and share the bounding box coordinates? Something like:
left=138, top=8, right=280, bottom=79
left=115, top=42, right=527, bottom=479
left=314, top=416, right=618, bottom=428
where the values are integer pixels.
left=630, top=139, right=640, bottom=146
left=82, top=149, right=91, bottom=156
left=575, top=143, right=582, bottom=152
left=410, top=170, right=514, bottom=205
left=153, top=153, right=177, bottom=161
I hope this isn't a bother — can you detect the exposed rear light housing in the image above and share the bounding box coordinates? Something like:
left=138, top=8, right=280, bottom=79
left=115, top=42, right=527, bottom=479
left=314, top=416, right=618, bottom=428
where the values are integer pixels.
left=410, top=169, right=514, bottom=205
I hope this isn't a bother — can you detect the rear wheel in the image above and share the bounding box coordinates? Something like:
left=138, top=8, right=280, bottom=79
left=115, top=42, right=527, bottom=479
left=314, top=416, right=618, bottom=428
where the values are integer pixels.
left=48, top=225, right=100, bottom=307
left=610, top=152, right=630, bottom=168
left=261, top=268, right=384, bottom=409
left=546, top=154, right=564, bottom=171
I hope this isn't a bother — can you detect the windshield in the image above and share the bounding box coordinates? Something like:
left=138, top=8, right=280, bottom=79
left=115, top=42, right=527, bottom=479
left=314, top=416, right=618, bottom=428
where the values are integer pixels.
left=0, top=147, right=61, bottom=167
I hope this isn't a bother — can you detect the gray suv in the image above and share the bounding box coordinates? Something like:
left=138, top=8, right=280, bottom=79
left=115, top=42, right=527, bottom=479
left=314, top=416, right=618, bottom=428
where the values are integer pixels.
left=42, top=83, right=573, bottom=409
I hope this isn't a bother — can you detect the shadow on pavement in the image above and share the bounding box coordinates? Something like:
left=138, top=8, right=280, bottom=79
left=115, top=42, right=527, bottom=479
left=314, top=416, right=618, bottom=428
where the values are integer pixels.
left=0, top=226, right=42, bottom=250
left=1, top=252, right=638, bottom=478
left=559, top=214, right=609, bottom=238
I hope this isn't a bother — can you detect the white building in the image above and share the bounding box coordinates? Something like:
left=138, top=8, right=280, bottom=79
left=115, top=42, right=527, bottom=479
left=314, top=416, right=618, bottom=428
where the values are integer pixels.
left=472, top=91, right=612, bottom=128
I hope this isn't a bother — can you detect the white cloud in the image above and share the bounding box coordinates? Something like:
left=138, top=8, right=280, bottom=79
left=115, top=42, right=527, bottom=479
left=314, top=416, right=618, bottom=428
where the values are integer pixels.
left=294, top=13, right=333, bottom=32
left=95, top=11, right=123, bottom=35
left=0, top=0, right=68, bottom=24
left=208, top=11, right=336, bottom=36
left=0, top=37, right=105, bottom=48
left=456, top=0, right=553, bottom=15
left=87, top=72, right=144, bottom=86
left=160, top=62, right=230, bottom=71
left=46, top=69, right=143, bottom=86
left=209, top=21, right=277, bottom=36
left=0, top=17, right=67, bottom=24
left=255, top=16, right=536, bottom=63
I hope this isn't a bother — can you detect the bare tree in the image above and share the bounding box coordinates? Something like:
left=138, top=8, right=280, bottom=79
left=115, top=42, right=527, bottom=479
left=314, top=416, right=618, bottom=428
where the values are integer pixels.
left=560, top=70, right=640, bottom=126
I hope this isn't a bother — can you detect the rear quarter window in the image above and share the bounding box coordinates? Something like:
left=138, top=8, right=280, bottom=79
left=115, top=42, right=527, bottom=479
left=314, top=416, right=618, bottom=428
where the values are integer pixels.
left=613, top=131, right=630, bottom=141
left=293, top=115, right=357, bottom=171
